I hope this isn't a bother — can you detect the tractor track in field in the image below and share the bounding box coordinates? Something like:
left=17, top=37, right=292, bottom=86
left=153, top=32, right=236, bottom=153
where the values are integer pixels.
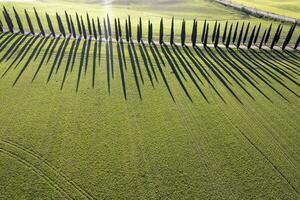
left=0, top=139, right=96, bottom=200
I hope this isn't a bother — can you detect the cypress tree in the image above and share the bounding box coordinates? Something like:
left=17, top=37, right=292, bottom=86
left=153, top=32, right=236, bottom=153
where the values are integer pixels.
left=236, top=22, right=244, bottom=49
left=222, top=20, right=228, bottom=44
left=118, top=18, right=122, bottom=38
left=81, top=16, right=87, bottom=39
left=170, top=17, right=174, bottom=45
left=139, top=17, right=142, bottom=40
left=76, top=13, right=82, bottom=36
left=214, top=23, right=220, bottom=48
left=0, top=19, right=3, bottom=32
left=103, top=18, right=108, bottom=41
left=259, top=29, right=267, bottom=49
left=203, top=24, right=209, bottom=48
left=191, top=19, right=195, bottom=46
left=97, top=17, right=102, bottom=40
left=70, top=16, right=76, bottom=38
left=148, top=20, right=151, bottom=44
left=201, top=20, right=206, bottom=43
left=212, top=20, right=217, bottom=42
left=13, top=7, right=24, bottom=34
left=232, top=22, right=239, bottom=44
left=243, top=22, right=250, bottom=44
left=128, top=16, right=132, bottom=38
left=294, top=35, right=300, bottom=49
left=181, top=19, right=186, bottom=46
left=253, top=23, right=261, bottom=44
left=264, top=23, right=272, bottom=44
left=150, top=23, right=153, bottom=43
left=137, top=24, right=140, bottom=43
left=247, top=25, right=256, bottom=49
left=93, top=18, right=97, bottom=40
left=282, top=23, right=297, bottom=49
left=87, top=13, right=92, bottom=36
left=125, top=19, right=129, bottom=42
left=34, top=8, right=45, bottom=36
left=56, top=13, right=65, bottom=37
left=192, top=19, right=198, bottom=47
left=270, top=24, right=281, bottom=49
left=226, top=23, right=233, bottom=48
left=25, top=9, right=34, bottom=35
left=114, top=18, right=119, bottom=42
left=46, top=13, right=55, bottom=37
left=275, top=25, right=283, bottom=43
left=107, top=14, right=111, bottom=38
left=3, top=7, right=14, bottom=32
left=65, top=11, right=72, bottom=34
left=159, top=18, right=164, bottom=45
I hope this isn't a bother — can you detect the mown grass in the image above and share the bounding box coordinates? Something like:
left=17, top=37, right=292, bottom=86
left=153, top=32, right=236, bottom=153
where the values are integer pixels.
left=0, top=31, right=299, bottom=199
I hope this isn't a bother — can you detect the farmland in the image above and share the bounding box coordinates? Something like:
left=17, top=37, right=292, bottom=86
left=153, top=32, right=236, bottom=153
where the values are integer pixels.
left=0, top=0, right=300, bottom=199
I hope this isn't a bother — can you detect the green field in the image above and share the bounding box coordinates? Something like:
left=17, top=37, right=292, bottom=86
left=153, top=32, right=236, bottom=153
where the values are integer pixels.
left=232, top=0, right=300, bottom=19
left=0, top=0, right=300, bottom=199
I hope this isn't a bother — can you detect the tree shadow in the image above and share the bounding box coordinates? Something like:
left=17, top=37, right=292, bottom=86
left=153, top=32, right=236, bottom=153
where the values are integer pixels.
left=117, top=41, right=127, bottom=99
left=55, top=36, right=71, bottom=74
left=85, top=36, right=92, bottom=76
left=46, top=35, right=62, bottom=64
left=105, top=40, right=110, bottom=94
left=138, top=42, right=154, bottom=87
left=130, top=39, right=144, bottom=84
left=61, top=39, right=76, bottom=89
left=76, top=39, right=87, bottom=92
left=71, top=38, right=81, bottom=72
left=0, top=34, right=25, bottom=62
left=0, top=33, right=19, bottom=52
left=141, top=41, right=158, bottom=82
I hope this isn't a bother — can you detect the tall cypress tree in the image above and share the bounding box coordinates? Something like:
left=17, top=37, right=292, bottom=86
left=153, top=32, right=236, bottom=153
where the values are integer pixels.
left=212, top=20, right=217, bottom=42
left=181, top=19, right=186, bottom=46
left=46, top=13, right=55, bottom=37
left=87, top=13, right=92, bottom=36
left=76, top=13, right=82, bottom=36
left=137, top=24, right=140, bottom=43
left=214, top=23, right=220, bottom=48
left=107, top=14, right=111, bottom=38
left=264, top=23, right=272, bottom=44
left=243, top=22, right=250, bottom=44
left=159, top=18, right=164, bottom=45
left=13, top=7, right=24, bottom=34
left=226, top=23, right=233, bottom=48
left=282, top=23, right=296, bottom=49
left=203, top=24, right=209, bottom=48
left=253, top=23, right=261, bottom=44
left=0, top=19, right=3, bottom=32
left=70, top=15, right=76, bottom=38
left=192, top=20, right=198, bottom=47
left=81, top=16, right=87, bottom=39
left=236, top=22, right=244, bottom=48
left=170, top=17, right=174, bottom=45
left=56, top=13, right=65, bottom=37
left=247, top=26, right=256, bottom=49
left=275, top=25, right=283, bottom=43
left=232, top=22, right=239, bottom=44
left=118, top=18, right=122, bottom=38
left=97, top=17, right=102, bottom=40
left=34, top=8, right=45, bottom=36
left=128, top=16, right=132, bottom=38
left=25, top=9, right=34, bottom=35
left=103, top=18, right=108, bottom=41
left=114, top=18, right=119, bottom=42
left=222, top=20, right=228, bottom=44
left=191, top=19, right=195, bottom=46
left=139, top=17, right=142, bottom=40
left=201, top=20, right=206, bottom=43
left=125, top=19, right=129, bottom=42
left=259, top=29, right=267, bottom=49
left=65, top=11, right=72, bottom=34
left=270, top=24, right=281, bottom=49
left=294, top=35, right=300, bottom=49
left=148, top=20, right=151, bottom=44
left=93, top=18, right=97, bottom=40
left=3, top=7, right=14, bottom=32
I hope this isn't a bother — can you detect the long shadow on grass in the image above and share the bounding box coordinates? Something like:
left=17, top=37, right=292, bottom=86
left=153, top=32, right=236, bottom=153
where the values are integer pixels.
left=105, top=40, right=110, bottom=94
left=130, top=39, right=144, bottom=84
left=0, top=33, right=19, bottom=52
left=138, top=42, right=154, bottom=87
left=117, top=41, right=127, bottom=99
left=76, top=40, right=87, bottom=92
left=55, top=36, right=71, bottom=74
left=61, top=39, right=76, bottom=89
left=71, top=38, right=81, bottom=72
left=272, top=49, right=300, bottom=69
left=0, top=34, right=26, bottom=62
left=141, top=41, right=158, bottom=82
left=85, top=36, right=92, bottom=76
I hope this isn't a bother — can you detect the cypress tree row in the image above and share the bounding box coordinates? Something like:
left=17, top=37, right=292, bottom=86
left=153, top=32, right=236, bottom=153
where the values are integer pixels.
left=222, top=20, right=228, bottom=44
left=170, top=17, right=174, bottom=45
left=70, top=16, right=76, bottom=38
left=270, top=24, right=281, bottom=49
left=25, top=9, right=35, bottom=35
left=97, top=17, right=102, bottom=40
left=56, top=13, right=65, bottom=37
left=65, top=11, right=72, bottom=34
left=93, top=18, right=97, bottom=40
left=34, top=8, right=45, bottom=36
left=259, top=29, right=267, bottom=49
left=214, top=23, right=220, bottom=48
left=282, top=23, right=297, bottom=49
left=103, top=18, right=108, bottom=41
left=294, top=35, right=300, bottom=49
left=128, top=16, right=132, bottom=38
left=86, top=13, right=92, bottom=36
left=46, top=13, right=55, bottom=37
left=243, top=22, right=250, bottom=44
left=203, top=24, right=209, bottom=48
left=236, top=22, right=244, bottom=49
left=253, top=23, right=261, bottom=44
left=13, top=7, right=24, bottom=34
left=225, top=23, right=233, bottom=48
left=181, top=19, right=186, bottom=46
left=159, top=18, right=164, bottom=45
left=125, top=19, right=129, bottom=42
left=264, top=23, right=272, bottom=44
left=232, top=22, right=239, bottom=44
left=212, top=20, right=217, bottom=42
left=114, top=18, right=119, bottom=41
left=76, top=13, right=82, bottom=36
left=81, top=16, right=87, bottom=39
left=118, top=18, right=122, bottom=38
left=201, top=19, right=206, bottom=43
left=247, top=25, right=256, bottom=49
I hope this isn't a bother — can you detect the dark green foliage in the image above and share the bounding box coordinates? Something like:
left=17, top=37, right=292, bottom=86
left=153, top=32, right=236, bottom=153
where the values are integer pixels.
left=243, top=22, right=250, bottom=44
left=236, top=22, right=244, bottom=49
left=270, top=24, right=281, bottom=49
left=34, top=8, right=45, bottom=36
left=159, top=18, right=164, bottom=45
left=232, top=22, right=239, bottom=44
left=139, top=17, right=142, bottom=39
left=181, top=19, right=186, bottom=46
left=81, top=16, right=87, bottom=39
left=97, top=17, right=102, bottom=40
left=3, top=6, right=14, bottom=32
left=125, top=20, right=129, bottom=42
left=214, top=23, right=220, bottom=48
left=13, top=7, right=24, bottom=34
left=282, top=23, right=297, bottom=49
left=137, top=24, right=140, bottom=43
left=201, top=19, right=206, bottom=43
left=70, top=15, right=76, bottom=38
left=103, top=18, right=108, bottom=40
left=253, top=23, right=261, bottom=44
left=76, top=13, right=82, bottom=36
left=191, top=19, right=198, bottom=47
left=56, top=13, right=66, bottom=37
left=0, top=19, right=3, bottom=32
left=87, top=13, right=92, bottom=36
left=212, top=20, right=217, bottom=42
left=118, top=18, right=122, bottom=38
left=46, top=13, right=55, bottom=37
left=225, top=23, right=233, bottom=48
left=128, top=16, right=132, bottom=38
left=107, top=14, right=111, bottom=37
left=93, top=18, right=97, bottom=40
left=247, top=25, right=256, bottom=49
left=170, top=17, right=174, bottom=45
left=264, top=23, right=272, bottom=44
left=294, top=35, right=300, bottom=49
left=25, top=9, right=34, bottom=35
left=259, top=29, right=267, bottom=49
left=275, top=25, right=283, bottom=43
left=148, top=20, right=152, bottom=44
left=222, top=20, right=228, bottom=43
left=203, top=24, right=209, bottom=48
left=65, top=11, right=72, bottom=34
left=115, top=18, right=119, bottom=41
